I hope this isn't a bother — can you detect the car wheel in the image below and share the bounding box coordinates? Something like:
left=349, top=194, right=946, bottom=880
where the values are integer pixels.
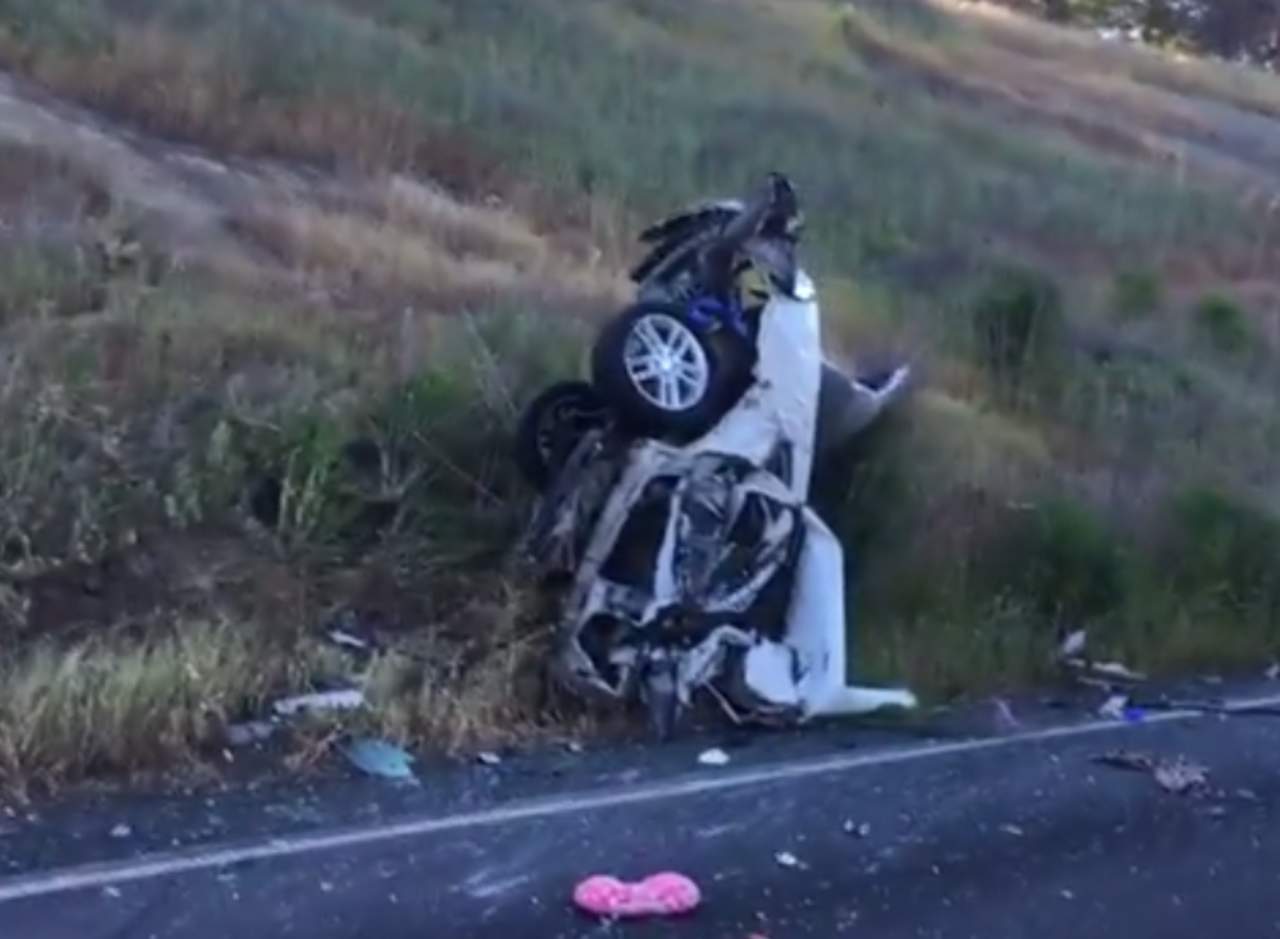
left=514, top=380, right=613, bottom=490
left=591, top=302, right=748, bottom=441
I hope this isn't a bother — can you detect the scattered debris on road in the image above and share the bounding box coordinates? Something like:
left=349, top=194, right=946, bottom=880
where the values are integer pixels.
left=1154, top=759, right=1209, bottom=794
left=1097, top=694, right=1147, bottom=723
left=774, top=851, right=804, bottom=869
left=1094, top=749, right=1209, bottom=794
left=342, top=738, right=416, bottom=782
left=573, top=872, right=701, bottom=919
left=273, top=689, right=365, bottom=717
left=698, top=748, right=731, bottom=767
left=1096, top=749, right=1155, bottom=772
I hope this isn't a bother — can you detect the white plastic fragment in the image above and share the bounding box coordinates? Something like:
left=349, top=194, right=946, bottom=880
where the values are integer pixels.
left=1153, top=759, right=1209, bottom=794
left=991, top=698, right=1022, bottom=733
left=1088, top=661, right=1146, bottom=682
left=697, top=748, right=730, bottom=767
left=1057, top=629, right=1087, bottom=661
left=327, top=630, right=369, bottom=651
left=477, top=751, right=503, bottom=767
left=774, top=851, right=802, bottom=869
left=1062, top=657, right=1145, bottom=683
left=1098, top=695, right=1129, bottom=720
left=227, top=721, right=277, bottom=746
left=273, top=689, right=365, bottom=717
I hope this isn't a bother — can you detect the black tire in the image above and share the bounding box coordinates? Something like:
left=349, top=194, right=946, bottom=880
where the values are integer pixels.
left=514, top=381, right=612, bottom=490
left=591, top=301, right=750, bottom=441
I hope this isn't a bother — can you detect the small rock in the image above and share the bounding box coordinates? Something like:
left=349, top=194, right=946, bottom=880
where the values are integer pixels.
left=477, top=751, right=503, bottom=767
left=774, top=851, right=802, bottom=869
left=102, top=886, right=122, bottom=899
left=564, top=741, right=584, bottom=754
left=110, top=824, right=132, bottom=839
left=1266, top=663, right=1280, bottom=681
left=1060, top=889, right=1075, bottom=900
left=843, top=820, right=871, bottom=838
left=698, top=748, right=731, bottom=767
left=1000, top=824, right=1025, bottom=837
left=1236, top=788, right=1260, bottom=803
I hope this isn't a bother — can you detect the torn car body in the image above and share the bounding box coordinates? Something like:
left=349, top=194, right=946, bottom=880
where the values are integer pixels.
left=523, top=178, right=917, bottom=734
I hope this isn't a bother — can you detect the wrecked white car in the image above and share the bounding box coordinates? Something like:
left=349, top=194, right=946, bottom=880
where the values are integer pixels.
left=517, top=174, right=917, bottom=735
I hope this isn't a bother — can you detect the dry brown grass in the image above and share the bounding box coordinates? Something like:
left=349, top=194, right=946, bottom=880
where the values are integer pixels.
left=837, top=3, right=1280, bottom=192
left=0, top=21, right=516, bottom=198
left=0, top=620, right=327, bottom=797
left=940, top=0, right=1280, bottom=120
left=231, top=177, right=626, bottom=319
left=3, top=25, right=406, bottom=169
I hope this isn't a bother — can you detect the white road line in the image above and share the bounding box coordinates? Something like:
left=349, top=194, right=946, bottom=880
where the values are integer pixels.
left=1, top=691, right=1277, bottom=904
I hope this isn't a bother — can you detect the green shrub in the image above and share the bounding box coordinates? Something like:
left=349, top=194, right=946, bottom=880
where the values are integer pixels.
left=1167, top=486, right=1280, bottom=615
left=1021, top=497, right=1131, bottom=624
left=972, top=265, right=1066, bottom=400
left=1109, top=267, right=1163, bottom=320
left=1193, top=293, right=1252, bottom=356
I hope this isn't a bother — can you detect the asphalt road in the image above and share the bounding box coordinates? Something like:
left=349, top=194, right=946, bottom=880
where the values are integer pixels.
left=3, top=689, right=1280, bottom=939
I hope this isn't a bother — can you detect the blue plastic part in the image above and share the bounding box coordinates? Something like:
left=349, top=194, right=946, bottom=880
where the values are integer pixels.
left=343, top=738, right=417, bottom=781
left=686, top=294, right=749, bottom=338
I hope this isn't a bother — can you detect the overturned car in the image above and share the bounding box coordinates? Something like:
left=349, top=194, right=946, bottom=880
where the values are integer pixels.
left=517, top=174, right=917, bottom=735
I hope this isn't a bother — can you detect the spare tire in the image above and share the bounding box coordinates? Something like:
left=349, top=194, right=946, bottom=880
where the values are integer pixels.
left=591, top=302, right=750, bottom=441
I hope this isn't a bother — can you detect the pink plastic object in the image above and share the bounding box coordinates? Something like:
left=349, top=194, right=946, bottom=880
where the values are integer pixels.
left=573, top=872, right=702, bottom=919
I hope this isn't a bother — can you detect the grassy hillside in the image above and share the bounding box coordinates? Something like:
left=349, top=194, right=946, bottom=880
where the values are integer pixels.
left=0, top=0, right=1278, bottom=791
